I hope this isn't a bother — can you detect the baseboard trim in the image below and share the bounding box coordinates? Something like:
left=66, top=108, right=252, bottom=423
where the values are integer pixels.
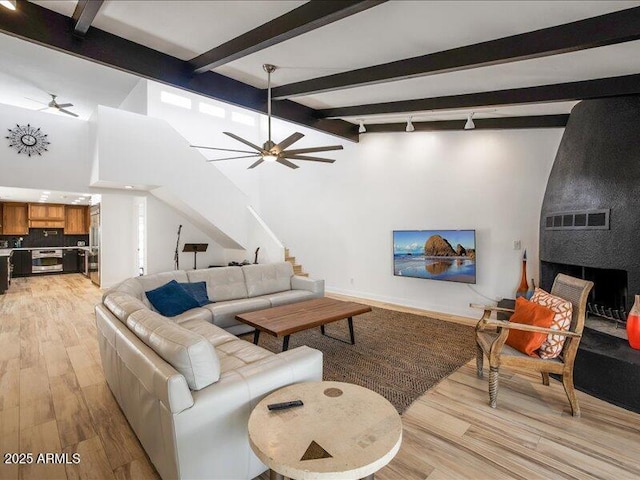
left=325, top=287, right=477, bottom=326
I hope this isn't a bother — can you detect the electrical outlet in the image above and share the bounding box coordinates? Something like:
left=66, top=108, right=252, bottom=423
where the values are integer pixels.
left=513, top=240, right=521, bottom=250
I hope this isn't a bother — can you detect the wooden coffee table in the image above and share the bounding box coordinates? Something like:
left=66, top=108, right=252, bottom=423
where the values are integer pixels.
left=248, top=381, right=402, bottom=480
left=235, top=297, right=372, bottom=351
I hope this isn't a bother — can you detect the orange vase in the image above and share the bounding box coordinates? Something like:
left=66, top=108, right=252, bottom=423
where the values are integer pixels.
left=516, top=250, right=529, bottom=298
left=627, top=295, right=640, bottom=350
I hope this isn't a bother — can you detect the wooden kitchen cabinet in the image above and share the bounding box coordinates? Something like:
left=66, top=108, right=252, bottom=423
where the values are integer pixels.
left=64, top=206, right=89, bottom=234
left=28, top=204, right=48, bottom=220
left=29, top=203, right=65, bottom=220
left=2, top=203, right=29, bottom=235
left=28, top=203, right=65, bottom=228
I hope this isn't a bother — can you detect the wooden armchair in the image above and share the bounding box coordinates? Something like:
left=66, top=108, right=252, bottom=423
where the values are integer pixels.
left=473, top=274, right=593, bottom=416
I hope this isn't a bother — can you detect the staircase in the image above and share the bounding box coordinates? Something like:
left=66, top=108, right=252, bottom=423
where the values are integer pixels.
left=285, top=248, right=308, bottom=277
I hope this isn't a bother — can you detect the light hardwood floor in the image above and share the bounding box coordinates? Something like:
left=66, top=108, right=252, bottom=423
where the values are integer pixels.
left=1, top=275, right=639, bottom=480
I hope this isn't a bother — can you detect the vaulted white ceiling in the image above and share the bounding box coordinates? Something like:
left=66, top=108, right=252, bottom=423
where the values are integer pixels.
left=4, top=0, right=640, bottom=126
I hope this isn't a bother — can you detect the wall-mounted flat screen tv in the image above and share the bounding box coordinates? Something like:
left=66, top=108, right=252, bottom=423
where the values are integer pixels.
left=393, top=230, right=476, bottom=284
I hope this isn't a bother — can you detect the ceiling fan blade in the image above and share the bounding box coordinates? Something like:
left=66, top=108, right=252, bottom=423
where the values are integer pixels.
left=37, top=107, right=49, bottom=111
left=206, top=155, right=260, bottom=162
left=248, top=159, right=264, bottom=169
left=284, top=145, right=344, bottom=155
left=274, top=132, right=304, bottom=151
left=191, top=145, right=257, bottom=154
left=56, top=103, right=73, bottom=108
left=223, top=132, right=264, bottom=153
left=58, top=108, right=79, bottom=117
left=277, top=158, right=299, bottom=169
left=283, top=154, right=335, bottom=163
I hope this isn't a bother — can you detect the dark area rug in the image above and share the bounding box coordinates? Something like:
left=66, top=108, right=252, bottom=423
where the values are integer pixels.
left=242, top=306, right=477, bottom=414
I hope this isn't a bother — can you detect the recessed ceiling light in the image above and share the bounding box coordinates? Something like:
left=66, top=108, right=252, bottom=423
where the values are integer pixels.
left=124, top=185, right=134, bottom=189
left=42, top=191, right=51, bottom=194
left=82, top=194, right=91, bottom=197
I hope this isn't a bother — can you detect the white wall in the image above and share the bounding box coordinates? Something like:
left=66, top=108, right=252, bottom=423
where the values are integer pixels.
left=100, top=193, right=138, bottom=288
left=118, top=79, right=148, bottom=115
left=145, top=81, right=262, bottom=207
left=257, top=128, right=564, bottom=317
left=0, top=103, right=90, bottom=192
left=100, top=193, right=232, bottom=287
left=145, top=195, right=227, bottom=273
left=94, top=106, right=250, bottom=249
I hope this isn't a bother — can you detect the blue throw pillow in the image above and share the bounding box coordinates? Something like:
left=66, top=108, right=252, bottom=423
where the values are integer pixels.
left=145, top=280, right=200, bottom=317
left=179, top=281, right=213, bottom=307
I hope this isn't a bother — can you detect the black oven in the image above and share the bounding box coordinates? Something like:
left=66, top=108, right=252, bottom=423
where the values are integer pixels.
left=32, top=249, right=63, bottom=274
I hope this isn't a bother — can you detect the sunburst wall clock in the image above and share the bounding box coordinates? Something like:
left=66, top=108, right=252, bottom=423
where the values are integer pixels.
left=6, top=124, right=50, bottom=156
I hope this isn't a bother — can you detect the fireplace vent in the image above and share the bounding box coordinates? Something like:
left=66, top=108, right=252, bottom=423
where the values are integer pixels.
left=544, top=209, right=609, bottom=231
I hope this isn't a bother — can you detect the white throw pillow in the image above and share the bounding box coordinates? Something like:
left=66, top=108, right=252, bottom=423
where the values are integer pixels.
left=530, top=288, right=573, bottom=359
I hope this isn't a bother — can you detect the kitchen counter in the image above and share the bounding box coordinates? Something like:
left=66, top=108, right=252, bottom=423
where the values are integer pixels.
left=0, top=246, right=98, bottom=258
left=4, top=246, right=95, bottom=251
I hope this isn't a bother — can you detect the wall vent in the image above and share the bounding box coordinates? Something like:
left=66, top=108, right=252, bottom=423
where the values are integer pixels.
left=545, top=209, right=609, bottom=231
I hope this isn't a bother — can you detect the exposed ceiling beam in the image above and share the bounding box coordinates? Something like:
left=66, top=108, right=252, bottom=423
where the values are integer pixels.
left=273, top=6, right=640, bottom=99
left=319, top=74, right=640, bottom=118
left=363, top=115, right=569, bottom=133
left=72, top=0, right=104, bottom=37
left=0, top=1, right=357, bottom=142
left=189, top=0, right=387, bottom=73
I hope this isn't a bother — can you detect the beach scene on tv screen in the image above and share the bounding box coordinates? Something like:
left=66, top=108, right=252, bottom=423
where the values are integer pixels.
left=393, top=230, right=476, bottom=284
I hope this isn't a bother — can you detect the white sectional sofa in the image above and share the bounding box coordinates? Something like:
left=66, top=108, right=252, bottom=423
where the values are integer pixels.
left=94, top=262, right=324, bottom=479
left=107, top=262, right=324, bottom=335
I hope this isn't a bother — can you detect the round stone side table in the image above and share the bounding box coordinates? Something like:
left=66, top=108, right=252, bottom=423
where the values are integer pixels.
left=248, top=381, right=402, bottom=480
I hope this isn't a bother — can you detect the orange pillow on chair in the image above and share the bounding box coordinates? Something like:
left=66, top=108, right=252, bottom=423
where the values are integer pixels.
left=505, top=297, right=555, bottom=357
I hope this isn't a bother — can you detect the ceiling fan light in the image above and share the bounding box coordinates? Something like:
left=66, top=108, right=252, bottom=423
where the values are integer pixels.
left=464, top=113, right=475, bottom=130
left=262, top=153, right=278, bottom=162
left=406, top=117, right=415, bottom=132
left=0, top=0, right=16, bottom=11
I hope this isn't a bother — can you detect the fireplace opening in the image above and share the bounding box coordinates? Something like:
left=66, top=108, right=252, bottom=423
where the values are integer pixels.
left=541, top=261, right=628, bottom=337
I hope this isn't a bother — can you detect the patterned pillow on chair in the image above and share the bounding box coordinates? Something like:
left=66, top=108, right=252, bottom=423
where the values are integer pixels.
left=530, top=288, right=573, bottom=359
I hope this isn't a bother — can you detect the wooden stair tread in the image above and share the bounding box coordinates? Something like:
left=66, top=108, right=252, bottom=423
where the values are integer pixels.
left=285, top=247, right=308, bottom=277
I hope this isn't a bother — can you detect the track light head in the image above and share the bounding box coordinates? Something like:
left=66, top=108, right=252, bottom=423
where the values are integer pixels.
left=406, top=117, right=415, bottom=132
left=464, top=113, right=475, bottom=130
left=0, top=0, right=16, bottom=10
left=358, top=119, right=366, bottom=134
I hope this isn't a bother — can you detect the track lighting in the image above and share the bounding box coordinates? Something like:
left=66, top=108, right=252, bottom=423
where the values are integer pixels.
left=358, top=119, right=366, bottom=134
left=0, top=0, right=16, bottom=10
left=405, top=117, right=415, bottom=132
left=464, top=113, right=475, bottom=130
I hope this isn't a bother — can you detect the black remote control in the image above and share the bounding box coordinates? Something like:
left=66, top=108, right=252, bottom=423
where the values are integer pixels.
left=267, top=400, right=304, bottom=411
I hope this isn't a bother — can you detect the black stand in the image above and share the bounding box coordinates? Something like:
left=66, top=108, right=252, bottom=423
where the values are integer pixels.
left=174, top=225, right=182, bottom=270
left=182, top=243, right=208, bottom=270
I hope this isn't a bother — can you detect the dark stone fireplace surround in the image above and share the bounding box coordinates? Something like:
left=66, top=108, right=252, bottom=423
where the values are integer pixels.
left=539, top=95, right=640, bottom=413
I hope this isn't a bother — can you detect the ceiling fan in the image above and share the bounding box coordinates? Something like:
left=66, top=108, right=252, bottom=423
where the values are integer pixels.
left=27, top=94, right=79, bottom=117
left=191, top=64, right=343, bottom=169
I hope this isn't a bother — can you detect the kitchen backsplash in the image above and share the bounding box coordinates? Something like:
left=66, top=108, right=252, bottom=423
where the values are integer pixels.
left=0, top=229, right=89, bottom=248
